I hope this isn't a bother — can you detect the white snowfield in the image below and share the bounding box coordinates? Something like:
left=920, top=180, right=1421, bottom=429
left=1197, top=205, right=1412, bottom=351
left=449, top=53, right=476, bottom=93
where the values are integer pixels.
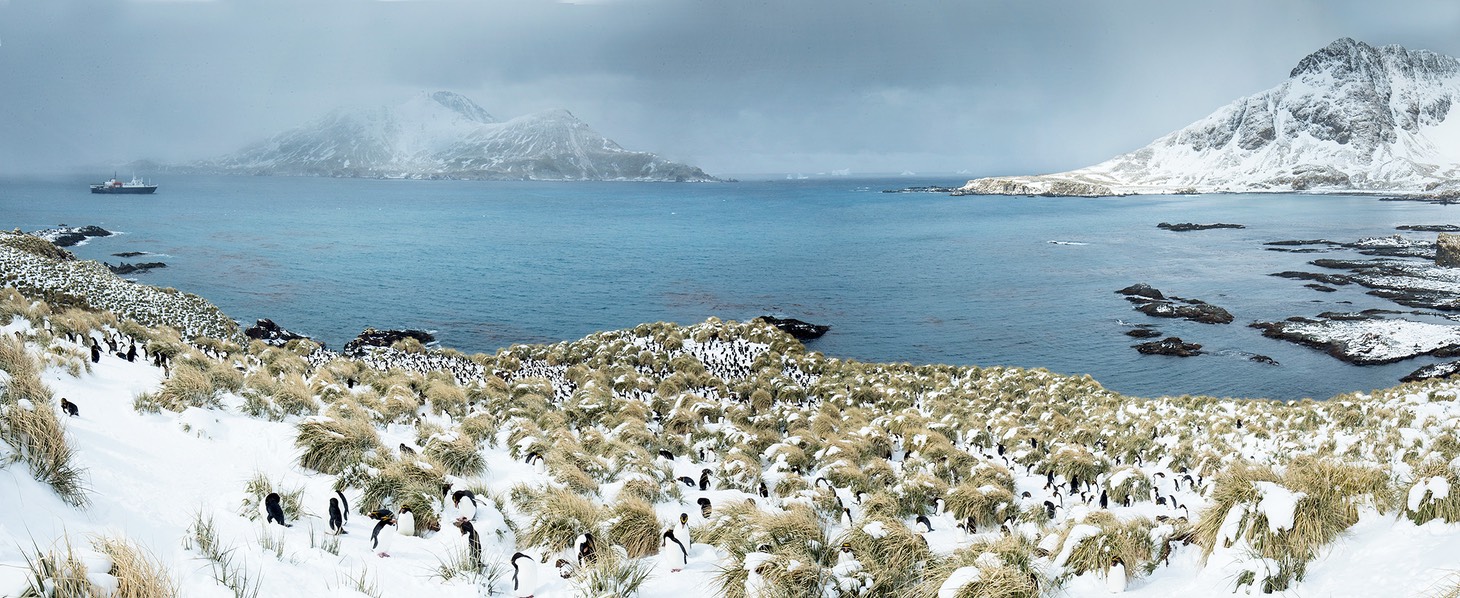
left=961, top=38, right=1460, bottom=196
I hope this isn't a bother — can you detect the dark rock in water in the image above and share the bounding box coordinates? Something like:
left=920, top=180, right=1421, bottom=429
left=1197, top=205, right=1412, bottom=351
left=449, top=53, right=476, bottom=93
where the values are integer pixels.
left=1266, top=239, right=1340, bottom=247
left=1270, top=271, right=1350, bottom=286
left=1157, top=222, right=1246, bottom=232
left=112, top=251, right=148, bottom=258
left=33, top=225, right=113, bottom=247
left=1398, top=225, right=1460, bottom=233
left=244, top=318, right=315, bottom=347
left=1125, top=327, right=1162, bottom=338
left=344, top=327, right=436, bottom=355
left=883, top=186, right=957, bottom=194
left=756, top=316, right=829, bottom=341
left=1249, top=354, right=1279, bottom=366
left=1305, top=284, right=1337, bottom=292
left=107, top=261, right=166, bottom=275
left=1134, top=337, right=1203, bottom=357
left=1134, top=299, right=1234, bottom=324
left=1402, top=361, right=1460, bottom=382
left=1116, top=283, right=1165, bottom=301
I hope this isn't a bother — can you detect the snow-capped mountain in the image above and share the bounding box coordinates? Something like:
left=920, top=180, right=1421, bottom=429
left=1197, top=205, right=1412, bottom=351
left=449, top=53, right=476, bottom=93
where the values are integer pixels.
left=188, top=91, right=717, bottom=182
left=960, top=38, right=1460, bottom=196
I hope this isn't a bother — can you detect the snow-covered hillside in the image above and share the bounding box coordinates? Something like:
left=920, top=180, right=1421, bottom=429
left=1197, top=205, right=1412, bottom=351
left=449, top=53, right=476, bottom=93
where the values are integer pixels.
left=961, top=38, right=1460, bottom=196
left=185, top=91, right=717, bottom=182
left=6, top=231, right=1460, bottom=597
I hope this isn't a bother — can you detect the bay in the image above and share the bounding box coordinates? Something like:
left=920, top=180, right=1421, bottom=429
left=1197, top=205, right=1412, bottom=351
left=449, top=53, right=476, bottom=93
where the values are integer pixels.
left=4, top=174, right=1455, bottom=401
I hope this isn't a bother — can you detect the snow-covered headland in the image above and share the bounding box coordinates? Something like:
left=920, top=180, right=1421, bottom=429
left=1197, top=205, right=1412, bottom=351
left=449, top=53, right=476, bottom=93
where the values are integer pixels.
left=959, top=38, right=1460, bottom=197
left=5, top=231, right=1460, bottom=597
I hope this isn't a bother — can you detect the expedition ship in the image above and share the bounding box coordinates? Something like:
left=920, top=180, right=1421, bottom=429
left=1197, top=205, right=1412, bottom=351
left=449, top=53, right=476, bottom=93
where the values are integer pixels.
left=90, top=174, right=157, bottom=194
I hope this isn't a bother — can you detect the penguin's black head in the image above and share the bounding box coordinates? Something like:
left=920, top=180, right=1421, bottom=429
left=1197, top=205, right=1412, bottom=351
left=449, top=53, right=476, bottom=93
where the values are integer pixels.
left=697, top=497, right=711, bottom=507
left=679, top=513, right=688, bottom=524
left=840, top=542, right=852, bottom=553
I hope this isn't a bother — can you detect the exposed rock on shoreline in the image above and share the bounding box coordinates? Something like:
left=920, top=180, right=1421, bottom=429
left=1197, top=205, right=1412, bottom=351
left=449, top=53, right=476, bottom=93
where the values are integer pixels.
left=31, top=225, right=112, bottom=248
left=1157, top=222, right=1246, bottom=232
left=107, top=262, right=166, bottom=275
left=882, top=186, right=958, bottom=194
left=1402, top=360, right=1460, bottom=382
left=1134, top=337, right=1203, bottom=356
left=244, top=318, right=316, bottom=347
left=343, top=327, right=437, bottom=356
left=755, top=316, right=829, bottom=341
left=1250, top=316, right=1460, bottom=365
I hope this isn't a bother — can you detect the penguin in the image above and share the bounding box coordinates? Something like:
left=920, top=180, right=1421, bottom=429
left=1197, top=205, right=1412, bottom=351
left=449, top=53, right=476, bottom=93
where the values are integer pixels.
left=453, top=489, right=478, bottom=521
left=698, top=469, right=712, bottom=491
left=397, top=506, right=416, bottom=537
left=371, top=514, right=397, bottom=557
left=660, top=529, right=688, bottom=572
left=336, top=490, right=350, bottom=523
left=532, top=454, right=547, bottom=475
left=1106, top=556, right=1128, bottom=593
left=575, top=532, right=597, bottom=565
left=658, top=449, right=675, bottom=461
left=1100, top=490, right=1109, bottom=510
left=399, top=443, right=416, bottom=457
left=677, top=476, right=696, bottom=487
left=698, top=497, right=712, bottom=519
left=677, top=512, right=694, bottom=545
left=328, top=498, right=346, bottom=535
left=126, top=343, right=137, bottom=362
left=1043, top=500, right=1057, bottom=520
left=455, top=518, right=483, bottom=572
left=89, top=340, right=100, bottom=363
left=511, top=551, right=539, bottom=598
left=59, top=398, right=78, bottom=417
left=264, top=493, right=291, bottom=527
left=840, top=507, right=853, bottom=527
left=836, top=542, right=856, bottom=567
left=759, top=481, right=770, bottom=498
left=915, top=514, right=933, bottom=533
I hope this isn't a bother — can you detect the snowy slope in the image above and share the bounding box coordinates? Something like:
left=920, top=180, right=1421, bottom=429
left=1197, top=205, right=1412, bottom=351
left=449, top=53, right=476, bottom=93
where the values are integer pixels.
left=191, top=91, right=717, bottom=182
left=961, top=38, right=1460, bottom=196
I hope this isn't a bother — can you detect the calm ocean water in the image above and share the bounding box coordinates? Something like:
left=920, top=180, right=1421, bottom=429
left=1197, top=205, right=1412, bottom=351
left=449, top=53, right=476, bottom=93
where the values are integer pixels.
left=4, top=174, right=1457, bottom=401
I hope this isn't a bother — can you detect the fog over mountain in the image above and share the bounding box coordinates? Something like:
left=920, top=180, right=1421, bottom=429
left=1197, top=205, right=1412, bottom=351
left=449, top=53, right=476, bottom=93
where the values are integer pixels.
left=2, top=1, right=1460, bottom=177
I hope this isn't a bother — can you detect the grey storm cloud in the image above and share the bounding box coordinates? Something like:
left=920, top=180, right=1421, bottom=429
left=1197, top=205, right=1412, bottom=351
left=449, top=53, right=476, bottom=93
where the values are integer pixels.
left=2, top=0, right=1459, bottom=176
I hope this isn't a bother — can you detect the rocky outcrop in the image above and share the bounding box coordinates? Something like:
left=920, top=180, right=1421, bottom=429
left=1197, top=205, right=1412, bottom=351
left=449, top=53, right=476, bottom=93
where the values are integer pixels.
left=343, top=328, right=436, bottom=356
left=1436, top=232, right=1460, bottom=267
left=756, top=316, right=830, bottom=341
left=1134, top=337, right=1203, bottom=357
left=1401, top=360, right=1460, bottom=382
left=1134, top=300, right=1235, bottom=324
left=30, top=226, right=112, bottom=248
left=244, top=319, right=315, bottom=347
left=952, top=176, right=1115, bottom=197
left=107, top=262, right=166, bottom=275
left=1250, top=316, right=1460, bottom=365
left=1115, top=283, right=1165, bottom=301
left=1157, top=222, right=1246, bottom=232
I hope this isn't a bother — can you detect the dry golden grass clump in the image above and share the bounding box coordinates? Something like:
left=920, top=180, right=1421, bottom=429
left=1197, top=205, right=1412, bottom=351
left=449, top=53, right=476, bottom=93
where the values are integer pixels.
left=914, top=533, right=1049, bottom=598
left=93, top=536, right=179, bottom=598
left=1054, top=511, right=1156, bottom=578
left=357, top=457, right=445, bottom=532
left=422, top=431, right=485, bottom=477
left=1406, top=459, right=1460, bottom=525
left=605, top=496, right=662, bottom=558
left=241, top=472, right=308, bottom=521
left=295, top=417, right=383, bottom=474
left=519, top=486, right=604, bottom=553
left=134, top=357, right=242, bottom=413
left=0, top=338, right=89, bottom=507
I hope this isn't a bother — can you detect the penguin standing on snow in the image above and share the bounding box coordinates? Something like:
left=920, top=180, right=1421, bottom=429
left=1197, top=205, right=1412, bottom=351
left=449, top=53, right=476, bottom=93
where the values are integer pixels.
left=89, top=340, right=100, bottom=363
left=697, top=497, right=713, bottom=519
left=59, top=398, right=78, bottom=417
left=371, top=512, right=397, bottom=557
left=264, top=493, right=291, bottom=527
left=915, top=514, right=933, bottom=533
left=698, top=469, right=713, bottom=491
left=454, top=518, right=483, bottom=571
left=660, top=529, right=688, bottom=572
left=453, top=489, right=478, bottom=520
left=1106, top=556, right=1127, bottom=593
left=511, top=551, right=538, bottom=598
left=328, top=498, right=346, bottom=535
left=676, top=513, right=694, bottom=545
left=397, top=506, right=416, bottom=537
left=336, top=490, right=350, bottom=523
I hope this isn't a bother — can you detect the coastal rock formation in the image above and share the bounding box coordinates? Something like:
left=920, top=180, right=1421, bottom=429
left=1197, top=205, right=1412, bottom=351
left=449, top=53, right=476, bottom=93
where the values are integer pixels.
left=1115, top=283, right=1165, bottom=301
left=1250, top=316, right=1460, bottom=365
left=1134, top=337, right=1203, bottom=357
left=1437, top=233, right=1460, bottom=267
left=30, top=226, right=112, bottom=248
left=344, top=327, right=436, bottom=356
left=957, top=38, right=1460, bottom=196
left=107, top=262, right=166, bottom=275
left=1401, top=360, right=1460, bottom=382
left=178, top=91, right=717, bottom=182
left=1134, top=300, right=1235, bottom=324
left=755, top=316, right=830, bottom=341
left=244, top=318, right=315, bottom=347
left=1157, top=222, right=1246, bottom=232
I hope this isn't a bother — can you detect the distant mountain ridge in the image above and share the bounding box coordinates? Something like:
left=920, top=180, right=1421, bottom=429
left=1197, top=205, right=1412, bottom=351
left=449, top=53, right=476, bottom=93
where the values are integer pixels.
left=172, top=91, right=716, bottom=182
left=960, top=38, right=1460, bottom=196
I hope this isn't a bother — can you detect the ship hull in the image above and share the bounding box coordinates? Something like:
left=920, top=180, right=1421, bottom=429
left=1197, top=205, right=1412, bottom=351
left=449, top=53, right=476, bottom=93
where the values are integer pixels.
left=90, top=185, right=157, bottom=194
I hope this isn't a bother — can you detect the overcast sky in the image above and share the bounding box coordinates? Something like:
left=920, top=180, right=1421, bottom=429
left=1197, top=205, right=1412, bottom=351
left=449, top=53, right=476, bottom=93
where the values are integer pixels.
left=2, top=0, right=1459, bottom=177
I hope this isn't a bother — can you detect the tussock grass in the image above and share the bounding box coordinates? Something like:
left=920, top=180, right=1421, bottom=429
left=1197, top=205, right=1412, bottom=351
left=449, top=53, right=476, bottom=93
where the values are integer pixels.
left=522, top=487, right=604, bottom=552
left=295, top=417, right=383, bottom=474
left=574, top=546, right=652, bottom=597
left=841, top=515, right=933, bottom=595
left=18, top=536, right=104, bottom=598
left=423, top=432, right=485, bottom=477
left=94, top=536, right=178, bottom=598
left=0, top=358, right=90, bottom=507
left=241, top=472, right=306, bottom=521
left=606, top=496, right=662, bottom=558
left=1407, top=459, right=1460, bottom=525
left=1057, top=511, right=1156, bottom=578
left=360, top=457, right=445, bottom=532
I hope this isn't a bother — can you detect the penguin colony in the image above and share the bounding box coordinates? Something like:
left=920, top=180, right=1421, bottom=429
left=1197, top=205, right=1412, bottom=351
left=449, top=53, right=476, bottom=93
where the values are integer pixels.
left=8, top=253, right=1460, bottom=596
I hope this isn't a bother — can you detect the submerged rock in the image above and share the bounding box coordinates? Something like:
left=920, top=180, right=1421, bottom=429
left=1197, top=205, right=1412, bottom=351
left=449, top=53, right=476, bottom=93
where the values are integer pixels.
left=1125, top=327, right=1163, bottom=338
left=756, top=316, right=829, bottom=341
left=1134, top=337, right=1203, bottom=357
left=1116, top=283, right=1166, bottom=301
left=244, top=318, right=315, bottom=347
left=1134, top=299, right=1234, bottom=324
left=107, top=261, right=166, bottom=275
